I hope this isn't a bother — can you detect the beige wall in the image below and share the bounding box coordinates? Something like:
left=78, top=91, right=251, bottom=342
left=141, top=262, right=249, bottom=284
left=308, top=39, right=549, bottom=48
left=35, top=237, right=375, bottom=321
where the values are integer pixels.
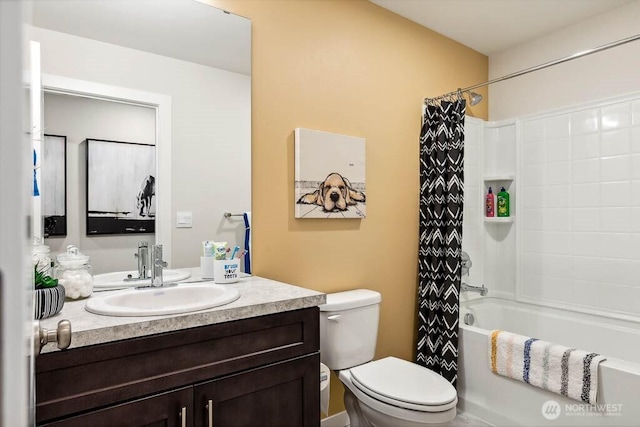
left=209, top=0, right=488, bottom=415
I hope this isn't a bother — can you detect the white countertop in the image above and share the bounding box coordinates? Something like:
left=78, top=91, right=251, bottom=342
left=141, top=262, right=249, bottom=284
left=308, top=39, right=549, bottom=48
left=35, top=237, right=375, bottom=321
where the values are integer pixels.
left=39, top=268, right=325, bottom=353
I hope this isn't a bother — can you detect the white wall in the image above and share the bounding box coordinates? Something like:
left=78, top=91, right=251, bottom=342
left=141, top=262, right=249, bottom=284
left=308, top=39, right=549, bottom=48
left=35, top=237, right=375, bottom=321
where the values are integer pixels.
left=518, top=94, right=640, bottom=318
left=489, top=0, right=640, bottom=121
left=461, top=118, right=484, bottom=297
left=483, top=1, right=640, bottom=318
left=43, top=93, right=156, bottom=274
left=464, top=119, right=520, bottom=303
left=483, top=121, right=517, bottom=299
left=30, top=26, right=251, bottom=271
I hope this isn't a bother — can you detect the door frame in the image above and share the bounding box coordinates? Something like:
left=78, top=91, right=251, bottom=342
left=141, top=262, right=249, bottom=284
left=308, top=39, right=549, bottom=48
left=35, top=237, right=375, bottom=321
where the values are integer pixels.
left=0, top=1, right=30, bottom=425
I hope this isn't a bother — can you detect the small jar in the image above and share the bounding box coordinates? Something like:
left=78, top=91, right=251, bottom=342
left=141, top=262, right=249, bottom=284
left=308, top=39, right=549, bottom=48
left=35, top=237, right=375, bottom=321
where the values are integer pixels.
left=33, top=243, right=53, bottom=278
left=55, top=245, right=93, bottom=299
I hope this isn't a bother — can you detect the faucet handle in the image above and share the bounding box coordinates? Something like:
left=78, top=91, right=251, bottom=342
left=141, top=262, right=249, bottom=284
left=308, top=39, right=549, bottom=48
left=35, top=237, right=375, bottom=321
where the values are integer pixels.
left=461, top=251, right=472, bottom=268
left=155, top=259, right=168, bottom=268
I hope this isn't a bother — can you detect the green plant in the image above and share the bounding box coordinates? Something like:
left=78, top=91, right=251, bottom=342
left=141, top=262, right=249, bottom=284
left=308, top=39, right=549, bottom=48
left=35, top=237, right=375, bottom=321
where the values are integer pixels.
left=34, top=264, right=58, bottom=290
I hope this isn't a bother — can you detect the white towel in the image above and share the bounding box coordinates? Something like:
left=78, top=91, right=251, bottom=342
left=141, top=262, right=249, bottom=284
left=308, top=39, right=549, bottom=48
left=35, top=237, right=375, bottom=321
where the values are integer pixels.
left=489, top=330, right=606, bottom=404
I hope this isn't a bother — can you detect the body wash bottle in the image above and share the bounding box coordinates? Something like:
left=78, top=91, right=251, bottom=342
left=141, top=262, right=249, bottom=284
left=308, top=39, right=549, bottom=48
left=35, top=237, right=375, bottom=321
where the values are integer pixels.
left=497, top=187, right=510, bottom=217
left=485, top=187, right=495, bottom=217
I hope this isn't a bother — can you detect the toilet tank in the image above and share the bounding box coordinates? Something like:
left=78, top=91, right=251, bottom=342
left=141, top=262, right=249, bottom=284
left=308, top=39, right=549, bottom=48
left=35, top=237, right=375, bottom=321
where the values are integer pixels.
left=319, top=289, right=381, bottom=370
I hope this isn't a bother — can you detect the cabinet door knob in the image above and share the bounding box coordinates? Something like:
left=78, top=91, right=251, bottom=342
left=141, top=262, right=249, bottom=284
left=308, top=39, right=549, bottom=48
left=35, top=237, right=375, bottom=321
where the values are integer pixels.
left=206, top=399, right=213, bottom=427
left=34, top=319, right=72, bottom=355
left=179, top=406, right=187, bottom=427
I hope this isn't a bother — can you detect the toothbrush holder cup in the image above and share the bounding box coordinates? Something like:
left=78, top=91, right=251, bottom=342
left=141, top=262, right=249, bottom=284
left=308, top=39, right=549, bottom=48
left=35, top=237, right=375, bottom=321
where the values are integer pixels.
left=201, top=257, right=215, bottom=279
left=213, top=258, right=240, bottom=284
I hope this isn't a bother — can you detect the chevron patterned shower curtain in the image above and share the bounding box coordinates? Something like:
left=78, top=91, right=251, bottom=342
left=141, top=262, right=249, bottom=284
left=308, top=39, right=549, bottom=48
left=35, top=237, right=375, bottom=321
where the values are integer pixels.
left=416, top=99, right=465, bottom=387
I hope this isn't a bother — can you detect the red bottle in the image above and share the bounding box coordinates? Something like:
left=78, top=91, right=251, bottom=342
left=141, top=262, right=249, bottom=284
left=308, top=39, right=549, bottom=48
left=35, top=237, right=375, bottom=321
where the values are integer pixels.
left=485, top=187, right=495, bottom=217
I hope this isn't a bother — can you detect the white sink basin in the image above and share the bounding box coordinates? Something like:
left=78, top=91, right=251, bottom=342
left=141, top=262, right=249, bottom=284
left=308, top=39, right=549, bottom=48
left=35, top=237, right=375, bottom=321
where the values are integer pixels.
left=85, top=283, right=240, bottom=316
left=93, top=269, right=191, bottom=291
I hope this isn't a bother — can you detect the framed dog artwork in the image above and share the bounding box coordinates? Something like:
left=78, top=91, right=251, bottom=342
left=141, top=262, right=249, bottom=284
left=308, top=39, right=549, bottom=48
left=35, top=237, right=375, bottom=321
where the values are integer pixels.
left=86, top=138, right=155, bottom=235
left=295, top=128, right=366, bottom=218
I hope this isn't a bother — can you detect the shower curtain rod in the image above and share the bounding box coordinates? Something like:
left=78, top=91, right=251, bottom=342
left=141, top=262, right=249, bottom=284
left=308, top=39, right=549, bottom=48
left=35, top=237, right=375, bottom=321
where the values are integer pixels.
left=424, top=33, right=640, bottom=103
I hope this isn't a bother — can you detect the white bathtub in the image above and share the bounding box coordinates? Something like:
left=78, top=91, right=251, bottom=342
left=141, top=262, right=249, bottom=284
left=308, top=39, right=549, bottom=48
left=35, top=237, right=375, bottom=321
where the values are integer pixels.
left=458, top=297, right=640, bottom=426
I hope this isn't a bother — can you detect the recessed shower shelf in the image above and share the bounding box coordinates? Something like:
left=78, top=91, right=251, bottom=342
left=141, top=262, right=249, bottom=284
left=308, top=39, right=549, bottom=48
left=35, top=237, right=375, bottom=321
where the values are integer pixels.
left=484, top=217, right=514, bottom=224
left=484, top=174, right=515, bottom=221
left=483, top=175, right=514, bottom=182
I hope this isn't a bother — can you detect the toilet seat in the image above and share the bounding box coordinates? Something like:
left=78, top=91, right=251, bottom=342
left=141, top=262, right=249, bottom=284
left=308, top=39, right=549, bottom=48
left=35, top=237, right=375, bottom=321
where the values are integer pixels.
left=339, top=368, right=457, bottom=425
left=348, top=357, right=457, bottom=412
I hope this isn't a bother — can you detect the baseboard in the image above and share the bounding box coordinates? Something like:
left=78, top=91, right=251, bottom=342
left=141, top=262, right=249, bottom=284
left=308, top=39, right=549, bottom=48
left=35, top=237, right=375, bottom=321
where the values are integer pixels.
left=321, top=411, right=350, bottom=427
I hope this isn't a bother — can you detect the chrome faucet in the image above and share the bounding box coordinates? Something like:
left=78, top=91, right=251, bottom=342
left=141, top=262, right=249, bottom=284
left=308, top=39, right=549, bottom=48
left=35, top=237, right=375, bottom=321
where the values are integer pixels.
left=151, top=244, right=168, bottom=287
left=135, top=241, right=150, bottom=279
left=461, top=282, right=488, bottom=296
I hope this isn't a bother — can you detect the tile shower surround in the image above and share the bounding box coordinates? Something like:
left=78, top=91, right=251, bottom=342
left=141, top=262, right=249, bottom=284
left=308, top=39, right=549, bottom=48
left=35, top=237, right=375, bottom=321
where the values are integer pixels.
left=518, top=97, right=640, bottom=317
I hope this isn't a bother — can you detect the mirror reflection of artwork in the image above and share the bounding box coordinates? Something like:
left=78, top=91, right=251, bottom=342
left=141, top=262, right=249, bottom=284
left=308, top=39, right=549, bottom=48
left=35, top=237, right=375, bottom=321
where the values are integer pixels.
left=295, top=128, right=366, bottom=218
left=42, top=134, right=67, bottom=237
left=86, top=139, right=155, bottom=235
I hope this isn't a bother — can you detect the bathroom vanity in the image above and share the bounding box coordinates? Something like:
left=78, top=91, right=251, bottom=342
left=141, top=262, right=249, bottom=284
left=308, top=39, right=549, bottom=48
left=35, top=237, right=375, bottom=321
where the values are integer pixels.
left=36, top=276, right=325, bottom=427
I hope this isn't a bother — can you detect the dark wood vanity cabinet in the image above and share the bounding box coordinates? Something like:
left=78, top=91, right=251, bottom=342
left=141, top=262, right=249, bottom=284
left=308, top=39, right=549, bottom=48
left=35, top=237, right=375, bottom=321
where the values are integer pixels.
left=36, top=307, right=320, bottom=427
left=194, top=354, right=318, bottom=427
left=39, top=387, right=193, bottom=427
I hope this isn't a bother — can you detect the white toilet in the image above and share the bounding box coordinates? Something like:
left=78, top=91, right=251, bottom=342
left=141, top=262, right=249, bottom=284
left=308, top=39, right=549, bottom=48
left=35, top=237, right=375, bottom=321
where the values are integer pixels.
left=319, top=289, right=457, bottom=427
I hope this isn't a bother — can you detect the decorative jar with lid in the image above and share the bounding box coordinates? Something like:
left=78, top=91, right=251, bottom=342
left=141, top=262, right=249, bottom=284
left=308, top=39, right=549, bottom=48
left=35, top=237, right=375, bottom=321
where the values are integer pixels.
left=55, top=245, right=93, bottom=299
left=33, top=242, right=53, bottom=278
left=33, top=242, right=66, bottom=319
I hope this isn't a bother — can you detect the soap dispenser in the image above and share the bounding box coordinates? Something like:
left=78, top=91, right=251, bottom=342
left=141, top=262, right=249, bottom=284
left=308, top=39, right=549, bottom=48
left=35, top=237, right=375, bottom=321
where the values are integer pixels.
left=485, top=187, right=495, bottom=217
left=497, top=187, right=510, bottom=217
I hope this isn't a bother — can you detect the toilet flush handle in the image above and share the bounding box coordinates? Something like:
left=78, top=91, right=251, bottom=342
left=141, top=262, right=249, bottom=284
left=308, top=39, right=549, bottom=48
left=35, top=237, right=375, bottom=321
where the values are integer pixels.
left=327, top=314, right=341, bottom=322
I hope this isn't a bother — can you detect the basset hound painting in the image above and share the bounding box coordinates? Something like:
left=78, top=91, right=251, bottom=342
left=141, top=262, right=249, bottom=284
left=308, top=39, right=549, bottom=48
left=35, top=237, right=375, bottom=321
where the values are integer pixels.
left=297, top=172, right=366, bottom=213
left=294, top=128, right=366, bottom=219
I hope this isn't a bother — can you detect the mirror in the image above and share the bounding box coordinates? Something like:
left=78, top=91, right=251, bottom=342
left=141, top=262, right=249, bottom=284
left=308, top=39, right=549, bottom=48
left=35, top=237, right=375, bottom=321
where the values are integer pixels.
left=30, top=0, right=251, bottom=274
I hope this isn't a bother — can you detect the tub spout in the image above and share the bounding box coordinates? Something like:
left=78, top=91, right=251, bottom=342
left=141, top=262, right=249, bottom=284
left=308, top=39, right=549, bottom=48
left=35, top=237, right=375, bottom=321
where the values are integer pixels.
left=461, top=282, right=488, bottom=296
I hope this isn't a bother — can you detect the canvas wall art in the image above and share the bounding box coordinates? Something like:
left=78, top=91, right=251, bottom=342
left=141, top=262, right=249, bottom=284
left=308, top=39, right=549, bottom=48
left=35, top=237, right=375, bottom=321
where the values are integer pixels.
left=295, top=128, right=366, bottom=218
left=86, top=139, right=156, bottom=235
left=42, top=134, right=67, bottom=236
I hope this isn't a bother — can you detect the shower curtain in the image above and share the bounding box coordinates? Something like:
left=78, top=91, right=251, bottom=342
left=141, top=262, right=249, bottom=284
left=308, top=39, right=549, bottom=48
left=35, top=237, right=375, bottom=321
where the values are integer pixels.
left=416, top=97, right=465, bottom=387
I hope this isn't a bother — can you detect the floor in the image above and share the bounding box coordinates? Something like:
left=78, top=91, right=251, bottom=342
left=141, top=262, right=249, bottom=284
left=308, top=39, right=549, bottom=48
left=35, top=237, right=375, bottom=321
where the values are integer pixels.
left=343, top=411, right=493, bottom=427
left=450, top=411, right=493, bottom=427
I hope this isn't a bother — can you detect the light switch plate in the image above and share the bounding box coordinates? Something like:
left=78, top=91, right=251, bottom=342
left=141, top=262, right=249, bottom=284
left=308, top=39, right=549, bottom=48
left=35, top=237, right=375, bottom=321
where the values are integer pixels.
left=176, top=211, right=193, bottom=228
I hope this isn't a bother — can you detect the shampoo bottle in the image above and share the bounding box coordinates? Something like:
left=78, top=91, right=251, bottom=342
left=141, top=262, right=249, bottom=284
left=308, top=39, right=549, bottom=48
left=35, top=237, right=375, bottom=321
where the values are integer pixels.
left=497, top=187, right=510, bottom=217
left=485, top=187, right=495, bottom=217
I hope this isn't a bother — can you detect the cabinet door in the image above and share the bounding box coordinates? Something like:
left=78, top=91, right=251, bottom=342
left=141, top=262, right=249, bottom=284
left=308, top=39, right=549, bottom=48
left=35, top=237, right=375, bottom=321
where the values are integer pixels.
left=194, top=354, right=320, bottom=427
left=40, top=387, right=193, bottom=427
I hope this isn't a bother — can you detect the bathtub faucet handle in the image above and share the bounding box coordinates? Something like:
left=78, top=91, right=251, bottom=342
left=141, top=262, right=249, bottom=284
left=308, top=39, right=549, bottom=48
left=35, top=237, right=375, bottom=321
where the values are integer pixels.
left=461, top=251, right=472, bottom=276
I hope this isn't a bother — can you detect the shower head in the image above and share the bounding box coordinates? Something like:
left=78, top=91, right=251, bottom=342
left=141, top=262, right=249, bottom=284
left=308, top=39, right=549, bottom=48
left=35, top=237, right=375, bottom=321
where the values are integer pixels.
left=466, top=91, right=483, bottom=106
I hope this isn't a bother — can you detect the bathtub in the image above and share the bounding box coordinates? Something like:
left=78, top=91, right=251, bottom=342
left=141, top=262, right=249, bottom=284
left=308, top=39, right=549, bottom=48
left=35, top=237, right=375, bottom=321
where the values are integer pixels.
left=458, top=297, right=640, bottom=426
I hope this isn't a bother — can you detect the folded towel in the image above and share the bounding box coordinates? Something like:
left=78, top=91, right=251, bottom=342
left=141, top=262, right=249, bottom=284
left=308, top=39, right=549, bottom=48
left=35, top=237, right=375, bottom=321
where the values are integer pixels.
left=489, top=330, right=606, bottom=404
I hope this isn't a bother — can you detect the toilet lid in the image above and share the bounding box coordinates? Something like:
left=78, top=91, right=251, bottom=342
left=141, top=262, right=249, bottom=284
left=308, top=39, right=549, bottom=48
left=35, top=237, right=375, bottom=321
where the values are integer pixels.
left=349, top=357, right=457, bottom=407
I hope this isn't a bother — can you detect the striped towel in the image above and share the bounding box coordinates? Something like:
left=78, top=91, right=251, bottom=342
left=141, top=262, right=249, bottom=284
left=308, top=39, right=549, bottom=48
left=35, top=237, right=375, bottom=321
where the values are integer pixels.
left=489, top=330, right=606, bottom=404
